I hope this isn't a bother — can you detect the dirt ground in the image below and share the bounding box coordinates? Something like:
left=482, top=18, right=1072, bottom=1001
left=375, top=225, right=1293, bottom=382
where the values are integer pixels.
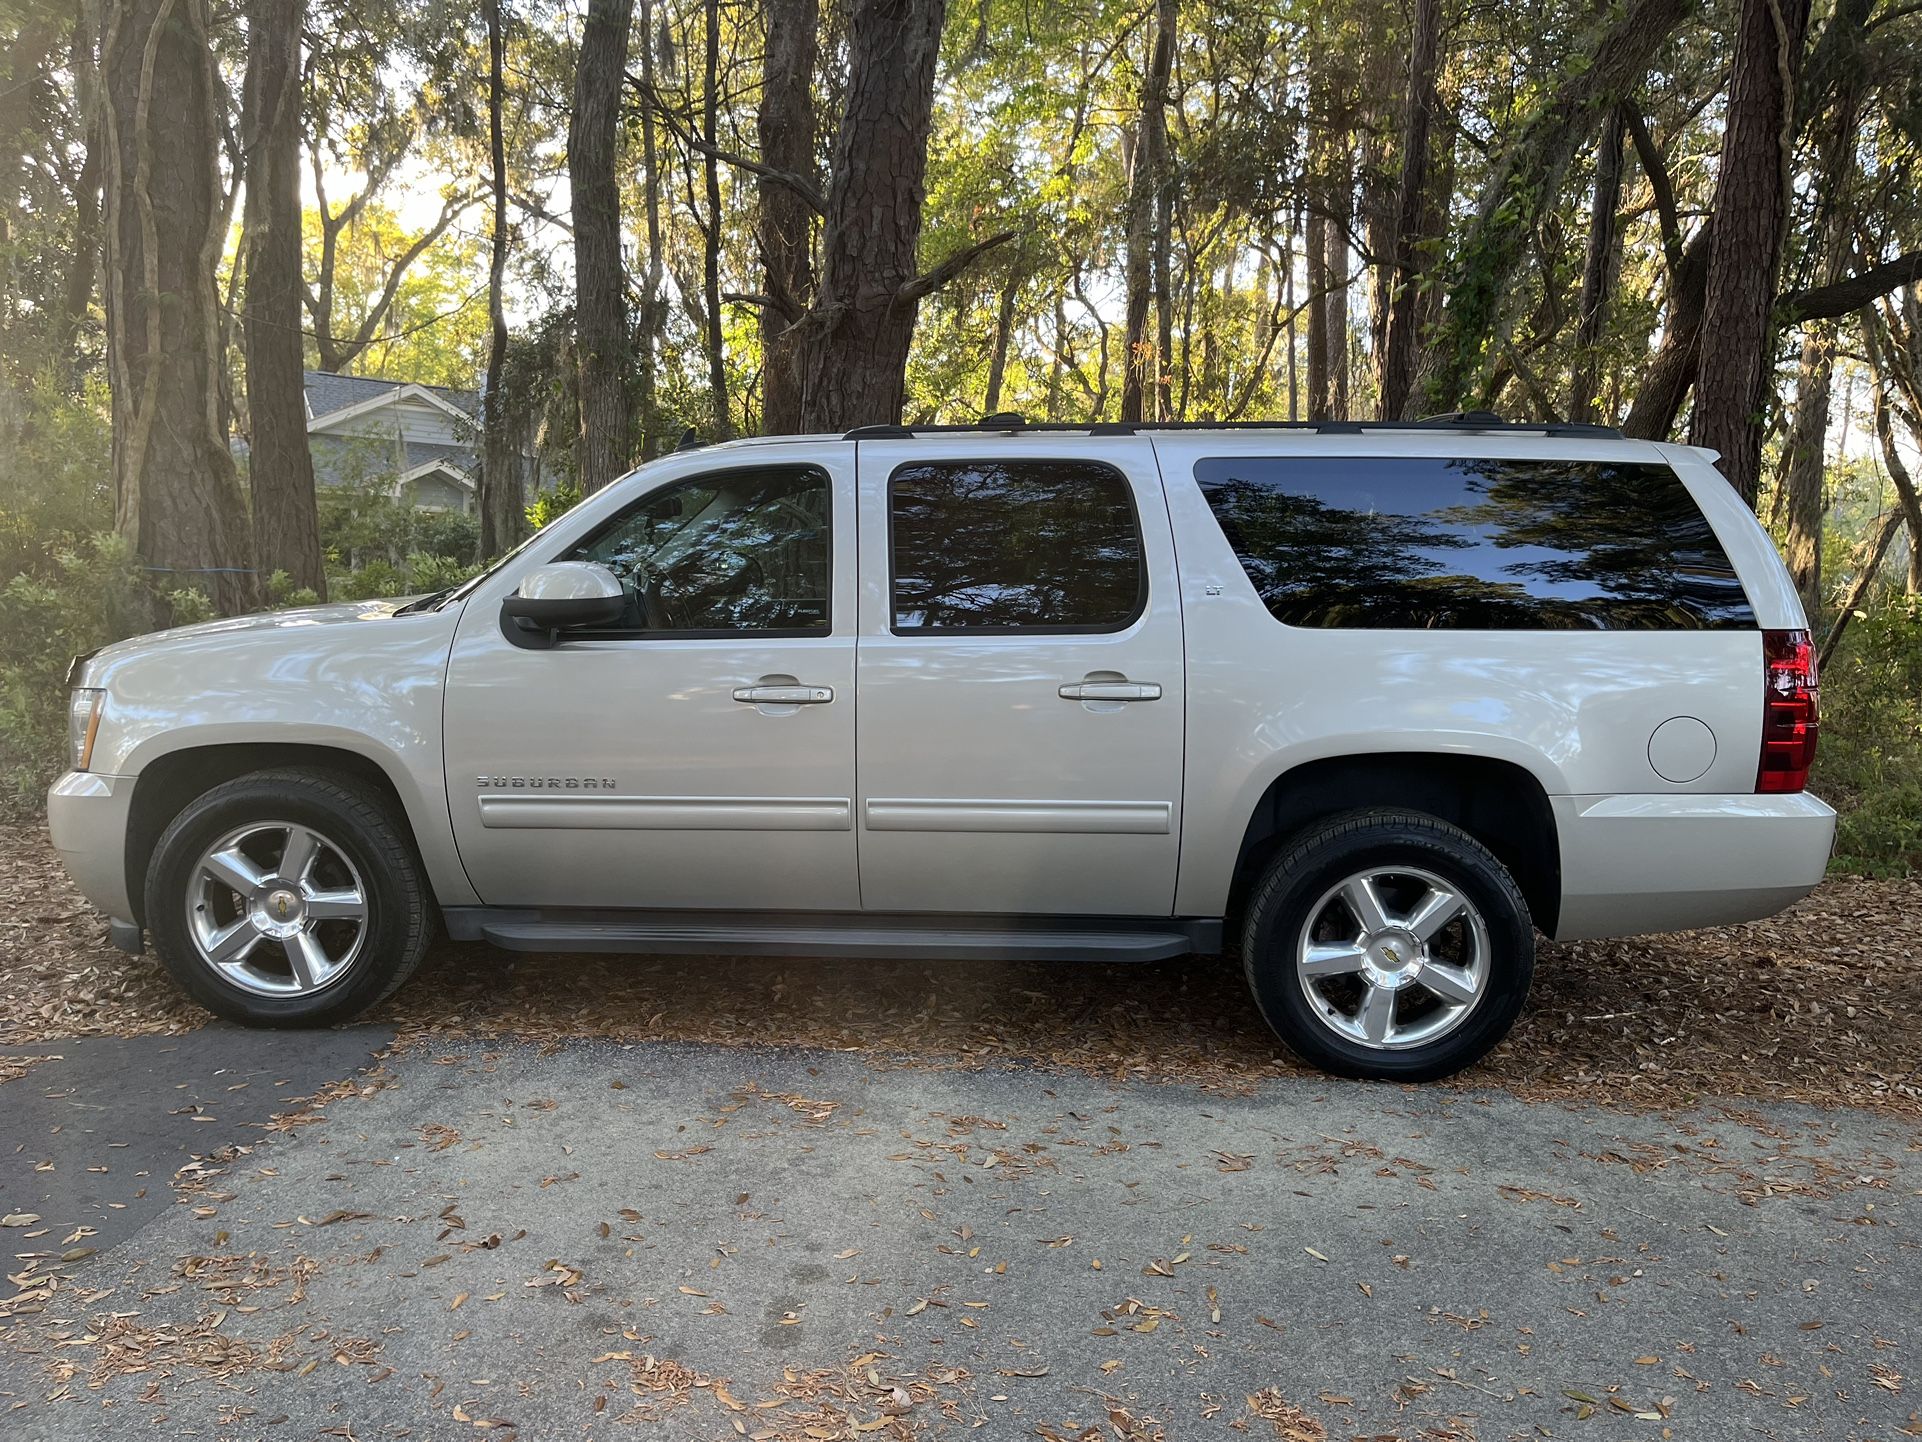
left=4, top=825, right=1916, bottom=1113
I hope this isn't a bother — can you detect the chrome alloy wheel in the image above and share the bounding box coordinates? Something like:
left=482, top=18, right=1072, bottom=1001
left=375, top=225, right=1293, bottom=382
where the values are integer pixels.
left=185, top=822, right=368, bottom=997
left=1294, top=865, right=1490, bottom=1051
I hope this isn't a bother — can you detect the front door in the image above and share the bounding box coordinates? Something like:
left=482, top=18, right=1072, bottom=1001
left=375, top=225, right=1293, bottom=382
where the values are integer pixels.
left=442, top=448, right=858, bottom=910
left=853, top=438, right=1186, bottom=916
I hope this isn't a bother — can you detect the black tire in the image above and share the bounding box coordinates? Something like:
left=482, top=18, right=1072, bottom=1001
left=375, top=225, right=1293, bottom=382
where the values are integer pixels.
left=1240, top=809, right=1533, bottom=1082
left=144, top=769, right=433, bottom=1027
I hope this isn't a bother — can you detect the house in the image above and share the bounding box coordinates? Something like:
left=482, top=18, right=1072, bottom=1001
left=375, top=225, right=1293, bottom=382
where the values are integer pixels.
left=303, top=371, right=489, bottom=513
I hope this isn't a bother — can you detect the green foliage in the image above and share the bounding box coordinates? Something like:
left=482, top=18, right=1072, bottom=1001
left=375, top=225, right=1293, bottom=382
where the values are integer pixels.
left=1816, top=595, right=1922, bottom=876
left=0, top=534, right=150, bottom=813
left=315, top=480, right=482, bottom=593
left=526, top=480, right=584, bottom=531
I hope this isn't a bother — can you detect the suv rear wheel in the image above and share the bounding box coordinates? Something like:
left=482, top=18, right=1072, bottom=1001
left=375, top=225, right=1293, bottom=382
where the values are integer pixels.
left=145, top=770, right=433, bottom=1027
left=1241, top=809, right=1533, bottom=1081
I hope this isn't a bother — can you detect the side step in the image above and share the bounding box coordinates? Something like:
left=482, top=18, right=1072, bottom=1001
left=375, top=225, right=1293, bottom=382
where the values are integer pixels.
left=443, top=908, right=1220, bottom=963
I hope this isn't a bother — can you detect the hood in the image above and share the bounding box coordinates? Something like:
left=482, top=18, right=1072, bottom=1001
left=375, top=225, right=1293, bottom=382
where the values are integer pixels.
left=80, top=596, right=432, bottom=680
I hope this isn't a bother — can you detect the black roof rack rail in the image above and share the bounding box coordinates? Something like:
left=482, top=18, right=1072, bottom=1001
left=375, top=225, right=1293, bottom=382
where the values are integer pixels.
left=841, top=414, right=1625, bottom=442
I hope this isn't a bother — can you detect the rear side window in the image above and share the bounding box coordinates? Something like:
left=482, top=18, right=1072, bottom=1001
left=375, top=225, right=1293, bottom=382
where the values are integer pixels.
left=889, top=459, right=1144, bottom=632
left=1194, top=456, right=1756, bottom=630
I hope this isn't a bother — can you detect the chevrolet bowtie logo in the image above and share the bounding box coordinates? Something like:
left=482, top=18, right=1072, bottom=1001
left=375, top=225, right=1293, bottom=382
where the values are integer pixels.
left=1381, top=944, right=1402, bottom=965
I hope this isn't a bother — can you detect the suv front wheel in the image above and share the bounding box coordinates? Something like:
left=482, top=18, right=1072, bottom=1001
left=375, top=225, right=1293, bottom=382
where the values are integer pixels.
left=145, top=770, right=433, bottom=1027
left=1241, top=810, right=1534, bottom=1081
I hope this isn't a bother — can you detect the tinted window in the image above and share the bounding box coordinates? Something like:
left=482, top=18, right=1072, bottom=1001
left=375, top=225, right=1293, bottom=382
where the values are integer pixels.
left=564, top=465, right=830, bottom=632
left=1194, top=456, right=1756, bottom=630
left=890, top=459, right=1144, bottom=631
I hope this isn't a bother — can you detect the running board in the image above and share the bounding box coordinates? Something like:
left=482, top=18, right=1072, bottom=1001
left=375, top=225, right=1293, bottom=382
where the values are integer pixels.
left=443, top=908, right=1220, bottom=963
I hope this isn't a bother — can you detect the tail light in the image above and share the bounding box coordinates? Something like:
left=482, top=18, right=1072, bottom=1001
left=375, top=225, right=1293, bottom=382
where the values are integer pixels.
left=1757, top=629, right=1818, bottom=793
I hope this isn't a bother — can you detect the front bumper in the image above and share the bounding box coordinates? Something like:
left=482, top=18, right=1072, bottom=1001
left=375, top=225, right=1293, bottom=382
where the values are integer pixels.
left=1551, top=791, right=1836, bottom=939
left=47, top=770, right=136, bottom=930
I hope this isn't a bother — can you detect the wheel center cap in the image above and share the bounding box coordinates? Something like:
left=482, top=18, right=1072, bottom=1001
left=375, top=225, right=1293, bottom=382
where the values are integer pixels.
left=255, top=887, right=305, bottom=937
left=1363, top=930, right=1422, bottom=989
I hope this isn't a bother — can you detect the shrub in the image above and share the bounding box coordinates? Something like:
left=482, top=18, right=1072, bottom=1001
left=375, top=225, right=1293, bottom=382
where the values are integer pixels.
left=1815, top=593, right=1922, bottom=876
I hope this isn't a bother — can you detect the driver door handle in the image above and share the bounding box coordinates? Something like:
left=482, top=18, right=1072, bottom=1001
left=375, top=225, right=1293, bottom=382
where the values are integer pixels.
left=732, top=684, right=834, bottom=705
left=1057, top=681, right=1162, bottom=702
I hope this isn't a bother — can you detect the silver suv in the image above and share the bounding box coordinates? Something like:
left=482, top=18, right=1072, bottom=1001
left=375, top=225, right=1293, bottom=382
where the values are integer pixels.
left=50, top=417, right=1834, bottom=1080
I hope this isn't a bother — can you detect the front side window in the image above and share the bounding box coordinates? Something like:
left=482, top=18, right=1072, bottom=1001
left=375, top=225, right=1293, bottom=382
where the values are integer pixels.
left=889, top=459, right=1144, bottom=632
left=1195, top=455, right=1756, bottom=630
left=563, top=464, right=831, bottom=633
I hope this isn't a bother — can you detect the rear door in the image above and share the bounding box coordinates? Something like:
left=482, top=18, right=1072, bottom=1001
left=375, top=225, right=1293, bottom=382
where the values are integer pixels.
left=852, top=438, right=1186, bottom=916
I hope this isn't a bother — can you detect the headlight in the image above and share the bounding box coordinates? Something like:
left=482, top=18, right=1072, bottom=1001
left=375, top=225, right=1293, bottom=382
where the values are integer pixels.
left=68, top=689, right=104, bottom=771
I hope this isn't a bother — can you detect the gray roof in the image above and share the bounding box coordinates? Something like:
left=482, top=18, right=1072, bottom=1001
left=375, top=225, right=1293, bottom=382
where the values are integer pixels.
left=404, top=440, right=476, bottom=472
left=304, top=370, right=480, bottom=421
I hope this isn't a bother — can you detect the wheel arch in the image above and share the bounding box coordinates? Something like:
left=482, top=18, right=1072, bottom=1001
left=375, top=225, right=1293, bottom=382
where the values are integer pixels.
left=1224, top=752, right=1560, bottom=937
left=124, top=743, right=446, bottom=925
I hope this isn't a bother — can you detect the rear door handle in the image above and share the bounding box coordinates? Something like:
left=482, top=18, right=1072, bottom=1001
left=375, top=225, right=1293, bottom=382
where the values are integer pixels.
left=732, top=684, right=834, bottom=705
left=1057, top=681, right=1162, bottom=702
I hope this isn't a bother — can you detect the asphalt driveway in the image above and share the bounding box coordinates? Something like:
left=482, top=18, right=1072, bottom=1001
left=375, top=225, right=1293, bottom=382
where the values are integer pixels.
left=3, top=1034, right=1916, bottom=1442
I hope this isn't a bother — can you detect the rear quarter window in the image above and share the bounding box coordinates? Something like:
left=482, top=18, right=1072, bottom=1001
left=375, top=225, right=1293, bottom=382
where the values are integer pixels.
left=1193, top=455, right=1757, bottom=630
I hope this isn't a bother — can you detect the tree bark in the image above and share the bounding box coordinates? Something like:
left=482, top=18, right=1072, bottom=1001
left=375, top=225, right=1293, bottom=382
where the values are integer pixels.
left=635, top=0, right=664, bottom=456
left=1567, top=107, right=1625, bottom=424
left=1118, top=0, right=1174, bottom=423
left=1320, top=157, right=1350, bottom=420
left=699, top=0, right=731, bottom=438
left=241, top=0, right=325, bottom=597
left=795, top=0, right=1005, bottom=431
left=1687, top=0, right=1813, bottom=507
left=755, top=0, right=818, bottom=433
left=1376, top=0, right=1440, bottom=421
left=570, top=0, right=634, bottom=493
left=1621, top=221, right=1711, bottom=440
left=102, top=0, right=255, bottom=615
left=479, top=0, right=522, bottom=557
left=1420, top=0, right=1696, bottom=413
left=56, top=0, right=105, bottom=379
left=1781, top=91, right=1860, bottom=607
left=984, top=262, right=1021, bottom=414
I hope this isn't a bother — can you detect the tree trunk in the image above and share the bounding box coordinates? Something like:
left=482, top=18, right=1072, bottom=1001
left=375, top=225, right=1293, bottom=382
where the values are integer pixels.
left=1620, top=221, right=1710, bottom=440
left=570, top=0, right=634, bottom=493
left=756, top=0, right=818, bottom=434
left=57, top=0, right=105, bottom=379
left=1687, top=0, right=1813, bottom=507
left=1376, top=0, right=1440, bottom=421
left=794, top=0, right=976, bottom=432
left=699, top=0, right=731, bottom=438
left=479, top=0, right=522, bottom=557
left=1567, top=107, right=1625, bottom=424
left=984, top=263, right=1020, bottom=413
left=1320, top=164, right=1350, bottom=420
left=1781, top=98, right=1860, bottom=606
left=241, top=0, right=325, bottom=597
left=1420, top=0, right=1696, bottom=413
left=636, top=0, right=664, bottom=457
left=102, top=0, right=255, bottom=615
left=1118, top=0, right=1174, bottom=423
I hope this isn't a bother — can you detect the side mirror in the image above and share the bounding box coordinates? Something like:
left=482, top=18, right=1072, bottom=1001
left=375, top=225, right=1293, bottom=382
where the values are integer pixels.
left=501, top=562, right=626, bottom=643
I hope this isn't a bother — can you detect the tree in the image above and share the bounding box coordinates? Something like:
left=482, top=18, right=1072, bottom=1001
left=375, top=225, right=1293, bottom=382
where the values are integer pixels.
left=791, top=0, right=1008, bottom=430
left=1420, top=0, right=1698, bottom=414
left=102, top=0, right=255, bottom=615
left=755, top=0, right=819, bottom=434
left=1376, top=0, right=1440, bottom=421
left=477, top=0, right=522, bottom=557
left=1119, top=0, right=1175, bottom=422
left=1566, top=108, right=1625, bottom=425
left=242, top=0, right=326, bottom=596
left=569, top=0, right=634, bottom=493
left=1687, top=0, right=1814, bottom=506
